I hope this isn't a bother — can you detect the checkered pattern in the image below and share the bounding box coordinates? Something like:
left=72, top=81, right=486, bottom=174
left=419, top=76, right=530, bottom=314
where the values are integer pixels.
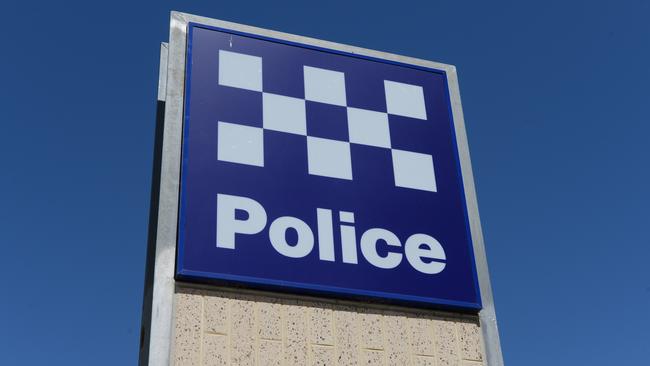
left=216, top=50, right=437, bottom=192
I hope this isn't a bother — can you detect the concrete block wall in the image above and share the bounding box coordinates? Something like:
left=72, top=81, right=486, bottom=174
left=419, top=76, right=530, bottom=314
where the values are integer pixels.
left=173, top=286, right=486, bottom=366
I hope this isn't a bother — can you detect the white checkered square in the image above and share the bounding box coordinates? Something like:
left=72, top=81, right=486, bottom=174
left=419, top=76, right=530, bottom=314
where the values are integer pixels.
left=304, top=66, right=347, bottom=106
left=263, top=92, right=307, bottom=135
left=217, top=121, right=264, bottom=167
left=391, top=149, right=437, bottom=192
left=347, top=107, right=391, bottom=148
left=307, top=136, right=352, bottom=180
left=218, top=50, right=263, bottom=92
left=384, top=80, right=427, bottom=120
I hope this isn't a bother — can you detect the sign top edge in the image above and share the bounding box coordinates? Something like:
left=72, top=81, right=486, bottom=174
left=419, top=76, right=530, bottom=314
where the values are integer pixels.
left=170, top=11, right=457, bottom=74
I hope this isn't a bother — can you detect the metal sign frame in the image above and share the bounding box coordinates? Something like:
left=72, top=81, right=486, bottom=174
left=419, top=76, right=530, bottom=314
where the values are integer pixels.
left=140, top=11, right=503, bottom=366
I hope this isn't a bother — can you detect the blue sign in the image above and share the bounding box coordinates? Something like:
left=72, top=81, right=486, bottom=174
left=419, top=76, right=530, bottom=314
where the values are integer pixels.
left=176, top=23, right=481, bottom=310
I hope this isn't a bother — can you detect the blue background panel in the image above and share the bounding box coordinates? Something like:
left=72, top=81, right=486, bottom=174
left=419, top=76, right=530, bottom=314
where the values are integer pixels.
left=176, top=24, right=481, bottom=310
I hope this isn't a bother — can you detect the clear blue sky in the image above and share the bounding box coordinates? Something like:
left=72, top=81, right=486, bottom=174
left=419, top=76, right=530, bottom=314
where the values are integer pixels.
left=1, top=1, right=648, bottom=365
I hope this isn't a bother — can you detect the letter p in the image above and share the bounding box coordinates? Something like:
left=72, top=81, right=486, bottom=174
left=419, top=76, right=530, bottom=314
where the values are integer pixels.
left=216, top=193, right=267, bottom=249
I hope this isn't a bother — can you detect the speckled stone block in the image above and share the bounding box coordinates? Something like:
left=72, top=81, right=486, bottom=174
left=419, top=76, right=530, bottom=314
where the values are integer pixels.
left=384, top=312, right=411, bottom=365
left=359, top=310, right=384, bottom=350
left=174, top=291, right=203, bottom=366
left=285, top=301, right=309, bottom=365
left=203, top=334, right=228, bottom=366
left=413, top=355, right=436, bottom=366
left=311, top=345, right=335, bottom=365
left=360, top=349, right=384, bottom=365
left=258, top=302, right=283, bottom=340
left=458, top=321, right=483, bottom=361
left=334, top=306, right=359, bottom=365
left=258, top=340, right=283, bottom=366
left=434, top=319, right=459, bottom=366
left=229, top=297, right=256, bottom=365
left=308, top=306, right=334, bottom=346
left=204, top=296, right=228, bottom=334
left=410, top=315, right=435, bottom=356
left=439, top=355, right=460, bottom=366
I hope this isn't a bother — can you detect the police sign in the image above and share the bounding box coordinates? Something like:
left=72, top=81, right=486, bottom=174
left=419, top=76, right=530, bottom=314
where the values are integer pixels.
left=175, top=23, right=481, bottom=310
